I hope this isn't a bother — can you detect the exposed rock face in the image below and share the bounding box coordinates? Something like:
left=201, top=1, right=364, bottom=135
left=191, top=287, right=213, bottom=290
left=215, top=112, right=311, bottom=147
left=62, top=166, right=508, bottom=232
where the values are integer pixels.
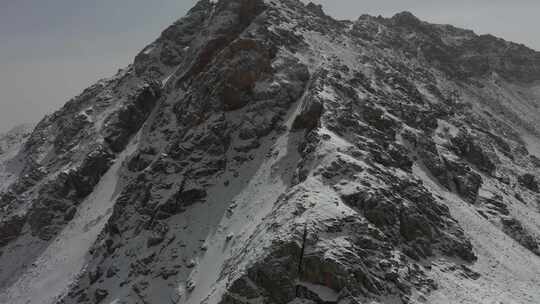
left=1, top=1, right=540, bottom=304
left=451, top=130, right=498, bottom=175
left=501, top=217, right=540, bottom=256
left=102, top=82, right=162, bottom=152
left=292, top=97, right=323, bottom=130
left=0, top=215, right=26, bottom=247
left=519, top=173, right=539, bottom=193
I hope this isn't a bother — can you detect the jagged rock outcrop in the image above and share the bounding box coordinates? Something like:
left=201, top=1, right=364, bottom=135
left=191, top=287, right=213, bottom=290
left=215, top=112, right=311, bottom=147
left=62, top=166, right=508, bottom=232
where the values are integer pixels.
left=519, top=173, right=539, bottom=193
left=1, top=1, right=540, bottom=304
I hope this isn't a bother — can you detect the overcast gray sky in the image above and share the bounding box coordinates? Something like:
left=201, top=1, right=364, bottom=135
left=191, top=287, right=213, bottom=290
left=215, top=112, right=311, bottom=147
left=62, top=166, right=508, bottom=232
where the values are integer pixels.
left=1, top=0, right=539, bottom=133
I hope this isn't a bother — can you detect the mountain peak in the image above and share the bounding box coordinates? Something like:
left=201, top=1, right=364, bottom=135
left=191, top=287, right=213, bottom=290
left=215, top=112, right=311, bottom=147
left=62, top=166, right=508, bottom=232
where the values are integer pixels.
left=305, top=2, right=325, bottom=15
left=1, top=2, right=540, bottom=304
left=391, top=11, right=422, bottom=26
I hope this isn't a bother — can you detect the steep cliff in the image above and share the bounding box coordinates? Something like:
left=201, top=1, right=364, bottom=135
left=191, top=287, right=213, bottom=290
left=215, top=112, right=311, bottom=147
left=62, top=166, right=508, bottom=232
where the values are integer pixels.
left=1, top=1, right=540, bottom=304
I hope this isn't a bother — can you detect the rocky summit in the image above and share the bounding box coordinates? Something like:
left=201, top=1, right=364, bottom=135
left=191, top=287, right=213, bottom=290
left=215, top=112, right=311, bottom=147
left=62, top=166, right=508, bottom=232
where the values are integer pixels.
left=1, top=1, right=540, bottom=303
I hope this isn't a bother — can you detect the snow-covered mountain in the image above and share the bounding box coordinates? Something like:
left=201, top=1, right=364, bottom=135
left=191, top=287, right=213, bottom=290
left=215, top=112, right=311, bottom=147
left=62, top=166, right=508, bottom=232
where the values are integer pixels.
left=1, top=1, right=540, bottom=303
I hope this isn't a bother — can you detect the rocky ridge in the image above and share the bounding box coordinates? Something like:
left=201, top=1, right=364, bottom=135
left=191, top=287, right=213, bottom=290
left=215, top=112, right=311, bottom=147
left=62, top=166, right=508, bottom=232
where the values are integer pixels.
left=0, top=1, right=539, bottom=304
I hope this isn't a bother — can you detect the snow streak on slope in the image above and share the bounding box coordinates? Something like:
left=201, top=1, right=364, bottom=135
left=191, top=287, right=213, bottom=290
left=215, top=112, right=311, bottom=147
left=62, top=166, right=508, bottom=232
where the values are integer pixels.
left=413, top=165, right=540, bottom=304
left=182, top=101, right=305, bottom=304
left=0, top=135, right=140, bottom=304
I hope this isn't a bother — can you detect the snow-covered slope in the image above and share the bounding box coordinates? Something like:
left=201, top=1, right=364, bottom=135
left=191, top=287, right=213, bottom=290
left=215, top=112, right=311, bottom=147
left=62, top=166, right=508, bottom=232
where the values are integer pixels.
left=1, top=1, right=540, bottom=304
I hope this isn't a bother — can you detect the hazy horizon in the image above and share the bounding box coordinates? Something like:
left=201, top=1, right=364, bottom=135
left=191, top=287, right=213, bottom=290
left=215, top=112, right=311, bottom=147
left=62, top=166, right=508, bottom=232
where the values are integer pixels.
left=2, top=0, right=540, bottom=133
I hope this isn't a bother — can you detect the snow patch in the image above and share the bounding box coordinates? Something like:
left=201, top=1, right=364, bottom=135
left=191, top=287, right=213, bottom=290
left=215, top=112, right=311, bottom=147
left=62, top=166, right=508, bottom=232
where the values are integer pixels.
left=0, top=134, right=140, bottom=304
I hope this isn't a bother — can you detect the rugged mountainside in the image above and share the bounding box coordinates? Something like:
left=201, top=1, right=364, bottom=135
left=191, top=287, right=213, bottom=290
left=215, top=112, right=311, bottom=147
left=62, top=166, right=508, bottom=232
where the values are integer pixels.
left=1, top=1, right=540, bottom=303
left=0, top=124, right=33, bottom=194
